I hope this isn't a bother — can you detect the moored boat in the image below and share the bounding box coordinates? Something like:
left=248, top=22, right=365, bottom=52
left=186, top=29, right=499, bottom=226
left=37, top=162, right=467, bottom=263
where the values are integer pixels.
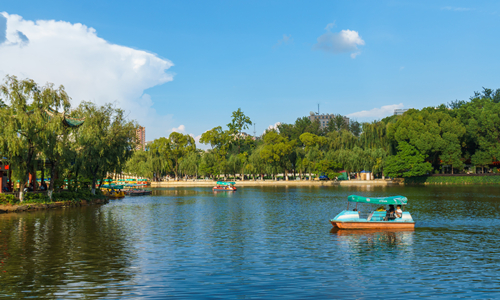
left=330, top=195, right=415, bottom=230
left=213, top=181, right=237, bottom=191
left=102, top=185, right=125, bottom=199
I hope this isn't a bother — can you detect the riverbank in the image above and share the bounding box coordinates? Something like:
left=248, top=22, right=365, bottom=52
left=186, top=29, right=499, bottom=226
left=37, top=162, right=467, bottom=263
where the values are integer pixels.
left=0, top=198, right=109, bottom=214
left=405, top=174, right=500, bottom=185
left=151, top=179, right=396, bottom=188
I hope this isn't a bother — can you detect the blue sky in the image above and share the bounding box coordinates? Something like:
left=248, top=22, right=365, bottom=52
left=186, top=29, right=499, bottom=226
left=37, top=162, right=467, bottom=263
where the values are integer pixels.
left=1, top=1, right=500, bottom=143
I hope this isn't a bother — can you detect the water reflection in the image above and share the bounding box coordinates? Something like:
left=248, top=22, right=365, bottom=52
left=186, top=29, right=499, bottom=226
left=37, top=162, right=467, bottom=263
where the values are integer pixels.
left=2, top=185, right=500, bottom=298
left=332, top=228, right=414, bottom=251
left=0, top=207, right=136, bottom=299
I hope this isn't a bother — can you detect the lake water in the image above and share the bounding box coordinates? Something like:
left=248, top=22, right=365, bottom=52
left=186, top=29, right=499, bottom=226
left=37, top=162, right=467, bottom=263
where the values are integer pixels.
left=1, top=185, right=500, bottom=299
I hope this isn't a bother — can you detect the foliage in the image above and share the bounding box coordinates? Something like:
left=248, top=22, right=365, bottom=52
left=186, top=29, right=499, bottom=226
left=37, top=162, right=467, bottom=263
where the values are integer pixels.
left=385, top=142, right=433, bottom=178
left=260, top=131, right=296, bottom=179
left=0, top=76, right=140, bottom=200
left=72, top=102, right=137, bottom=194
left=169, top=132, right=196, bottom=179
left=0, top=194, right=18, bottom=204
left=23, top=192, right=50, bottom=203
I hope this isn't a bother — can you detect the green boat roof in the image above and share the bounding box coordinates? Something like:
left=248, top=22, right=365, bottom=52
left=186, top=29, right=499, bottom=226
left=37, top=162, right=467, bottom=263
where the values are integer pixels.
left=103, top=185, right=124, bottom=189
left=347, top=195, right=408, bottom=205
left=216, top=181, right=235, bottom=185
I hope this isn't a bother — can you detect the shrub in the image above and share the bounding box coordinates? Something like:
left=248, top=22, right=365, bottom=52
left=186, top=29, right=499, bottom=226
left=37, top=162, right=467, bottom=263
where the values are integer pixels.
left=24, top=193, right=50, bottom=203
left=0, top=194, right=18, bottom=205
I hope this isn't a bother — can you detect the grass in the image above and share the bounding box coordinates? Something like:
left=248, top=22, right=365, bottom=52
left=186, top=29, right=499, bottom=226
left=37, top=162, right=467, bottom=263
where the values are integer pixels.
left=0, top=190, right=107, bottom=205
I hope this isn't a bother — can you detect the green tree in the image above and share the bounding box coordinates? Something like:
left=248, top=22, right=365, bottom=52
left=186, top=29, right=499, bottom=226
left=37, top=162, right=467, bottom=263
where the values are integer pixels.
left=0, top=76, right=50, bottom=201
left=260, top=131, right=296, bottom=180
left=349, top=120, right=362, bottom=137
left=169, top=132, right=196, bottom=180
left=385, top=142, right=433, bottom=178
left=247, top=146, right=266, bottom=180
left=333, top=115, right=348, bottom=131
left=147, top=137, right=172, bottom=181
left=74, top=102, right=137, bottom=194
left=387, top=108, right=465, bottom=171
left=179, top=151, right=201, bottom=179
left=200, top=126, right=231, bottom=176
left=471, top=150, right=492, bottom=173
left=125, top=150, right=151, bottom=179
left=37, top=84, right=74, bottom=199
left=199, top=151, right=217, bottom=179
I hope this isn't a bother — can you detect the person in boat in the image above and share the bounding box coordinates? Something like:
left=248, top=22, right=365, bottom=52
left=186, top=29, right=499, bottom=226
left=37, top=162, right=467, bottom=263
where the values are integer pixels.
left=385, top=205, right=396, bottom=221
left=395, top=205, right=403, bottom=218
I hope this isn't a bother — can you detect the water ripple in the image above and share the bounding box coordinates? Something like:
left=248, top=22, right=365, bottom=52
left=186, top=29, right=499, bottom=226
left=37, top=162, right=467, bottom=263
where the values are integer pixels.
left=1, top=185, right=500, bottom=298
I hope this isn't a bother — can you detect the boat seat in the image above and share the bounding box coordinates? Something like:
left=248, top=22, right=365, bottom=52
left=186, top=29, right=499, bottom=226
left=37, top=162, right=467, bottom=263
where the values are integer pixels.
left=369, top=211, right=386, bottom=221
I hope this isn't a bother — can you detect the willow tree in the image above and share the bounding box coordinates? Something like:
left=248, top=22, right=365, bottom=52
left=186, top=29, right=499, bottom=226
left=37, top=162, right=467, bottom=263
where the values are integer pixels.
left=125, top=150, right=151, bottom=179
left=74, top=102, right=137, bottom=194
left=169, top=132, right=196, bottom=180
left=247, top=146, right=266, bottom=180
left=179, top=151, right=201, bottom=179
left=360, top=121, right=390, bottom=151
left=0, top=76, right=55, bottom=201
left=36, top=83, right=79, bottom=199
left=147, top=137, right=172, bottom=181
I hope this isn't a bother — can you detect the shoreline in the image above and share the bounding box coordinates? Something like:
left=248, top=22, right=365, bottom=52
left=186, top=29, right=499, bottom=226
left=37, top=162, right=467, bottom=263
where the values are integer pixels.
left=151, top=179, right=397, bottom=188
left=0, top=198, right=109, bottom=214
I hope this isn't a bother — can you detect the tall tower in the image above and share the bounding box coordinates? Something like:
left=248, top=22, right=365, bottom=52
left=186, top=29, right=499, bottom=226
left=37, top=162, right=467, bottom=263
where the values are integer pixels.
left=136, top=126, right=146, bottom=150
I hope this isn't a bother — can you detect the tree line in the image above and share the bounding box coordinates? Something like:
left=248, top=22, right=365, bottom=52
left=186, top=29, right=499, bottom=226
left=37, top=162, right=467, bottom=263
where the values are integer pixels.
left=127, top=87, right=500, bottom=181
left=0, top=76, right=137, bottom=201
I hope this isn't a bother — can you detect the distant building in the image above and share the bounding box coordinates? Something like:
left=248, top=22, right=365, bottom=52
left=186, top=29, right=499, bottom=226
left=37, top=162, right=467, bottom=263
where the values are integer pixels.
left=308, top=112, right=349, bottom=130
left=136, top=126, right=146, bottom=151
left=394, top=109, right=409, bottom=116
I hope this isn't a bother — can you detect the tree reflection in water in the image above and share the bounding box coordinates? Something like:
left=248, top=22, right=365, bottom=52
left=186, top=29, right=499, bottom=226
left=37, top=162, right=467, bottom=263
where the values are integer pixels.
left=0, top=206, right=136, bottom=299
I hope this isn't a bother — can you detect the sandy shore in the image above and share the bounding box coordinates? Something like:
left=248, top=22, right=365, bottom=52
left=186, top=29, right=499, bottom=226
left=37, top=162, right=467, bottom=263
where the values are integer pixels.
left=151, top=179, right=396, bottom=188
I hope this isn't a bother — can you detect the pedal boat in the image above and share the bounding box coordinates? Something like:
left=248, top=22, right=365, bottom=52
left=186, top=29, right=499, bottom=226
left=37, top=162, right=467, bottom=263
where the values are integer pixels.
left=102, top=185, right=125, bottom=199
left=330, top=195, right=415, bottom=230
left=213, top=181, right=237, bottom=191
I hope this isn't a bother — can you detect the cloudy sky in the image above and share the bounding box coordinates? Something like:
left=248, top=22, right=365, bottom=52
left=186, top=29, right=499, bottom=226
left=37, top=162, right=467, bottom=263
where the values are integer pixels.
left=1, top=1, right=500, bottom=142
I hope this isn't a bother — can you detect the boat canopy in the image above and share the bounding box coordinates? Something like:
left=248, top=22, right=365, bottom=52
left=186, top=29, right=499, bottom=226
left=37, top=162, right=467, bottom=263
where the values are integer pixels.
left=103, top=185, right=124, bottom=189
left=347, top=195, right=408, bottom=205
left=216, top=181, right=235, bottom=185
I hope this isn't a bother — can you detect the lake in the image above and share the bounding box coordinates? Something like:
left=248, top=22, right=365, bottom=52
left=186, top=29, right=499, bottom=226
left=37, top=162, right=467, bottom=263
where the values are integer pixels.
left=1, top=185, right=500, bottom=299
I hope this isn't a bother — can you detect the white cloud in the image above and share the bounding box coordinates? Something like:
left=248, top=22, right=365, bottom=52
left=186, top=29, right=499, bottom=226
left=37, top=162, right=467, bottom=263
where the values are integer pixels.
left=325, top=22, right=336, bottom=30
left=273, top=34, right=292, bottom=48
left=0, top=12, right=175, bottom=140
left=172, top=124, right=186, bottom=133
left=265, top=122, right=281, bottom=133
left=313, top=27, right=365, bottom=58
left=347, top=103, right=404, bottom=120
